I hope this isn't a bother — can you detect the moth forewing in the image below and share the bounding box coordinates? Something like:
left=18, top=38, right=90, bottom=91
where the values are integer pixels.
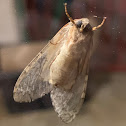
left=50, top=20, right=93, bottom=123
left=13, top=23, right=70, bottom=102
left=49, top=18, right=93, bottom=89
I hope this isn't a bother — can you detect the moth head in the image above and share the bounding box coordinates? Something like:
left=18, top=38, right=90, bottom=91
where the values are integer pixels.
left=75, top=17, right=106, bottom=33
left=64, top=3, right=106, bottom=33
left=75, top=19, right=92, bottom=33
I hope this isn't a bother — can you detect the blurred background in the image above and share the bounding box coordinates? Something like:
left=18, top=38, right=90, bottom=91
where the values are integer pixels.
left=0, top=0, right=126, bottom=126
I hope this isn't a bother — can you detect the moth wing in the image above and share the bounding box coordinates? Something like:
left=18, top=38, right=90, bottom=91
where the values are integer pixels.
left=13, top=23, right=70, bottom=102
left=50, top=39, right=93, bottom=123
left=50, top=66, right=89, bottom=123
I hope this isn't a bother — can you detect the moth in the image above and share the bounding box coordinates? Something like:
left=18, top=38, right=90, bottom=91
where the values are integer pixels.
left=13, top=3, right=106, bottom=123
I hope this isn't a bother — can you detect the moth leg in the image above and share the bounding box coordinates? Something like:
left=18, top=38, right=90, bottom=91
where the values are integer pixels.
left=81, top=65, right=89, bottom=99
left=81, top=75, right=88, bottom=99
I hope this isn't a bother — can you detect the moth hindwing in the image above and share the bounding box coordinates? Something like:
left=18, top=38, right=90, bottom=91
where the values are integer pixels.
left=13, top=3, right=106, bottom=123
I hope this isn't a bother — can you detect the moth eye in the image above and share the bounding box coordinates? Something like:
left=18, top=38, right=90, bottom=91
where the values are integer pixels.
left=84, top=24, right=92, bottom=32
left=76, top=20, right=82, bottom=28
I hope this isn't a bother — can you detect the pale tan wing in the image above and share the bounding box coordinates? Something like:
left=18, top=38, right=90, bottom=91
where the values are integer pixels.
left=13, top=23, right=70, bottom=102
left=50, top=38, right=93, bottom=123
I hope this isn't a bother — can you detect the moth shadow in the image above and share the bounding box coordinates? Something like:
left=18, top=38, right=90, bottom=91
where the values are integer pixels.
left=85, top=71, right=111, bottom=102
left=0, top=72, right=52, bottom=114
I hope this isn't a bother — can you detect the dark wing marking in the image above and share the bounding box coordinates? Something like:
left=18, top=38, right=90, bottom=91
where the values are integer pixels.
left=50, top=38, right=93, bottom=123
left=13, top=23, right=70, bottom=102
